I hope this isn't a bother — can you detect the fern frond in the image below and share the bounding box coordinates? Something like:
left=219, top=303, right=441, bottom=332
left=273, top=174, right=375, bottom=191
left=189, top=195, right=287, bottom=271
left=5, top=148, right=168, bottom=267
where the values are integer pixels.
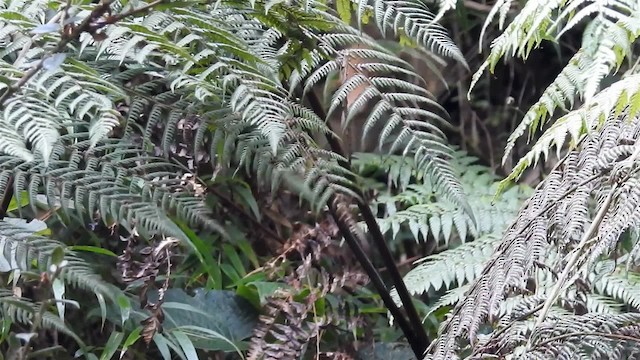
left=0, top=221, right=114, bottom=299
left=592, top=262, right=640, bottom=310
left=501, top=15, right=640, bottom=165
left=503, top=73, right=640, bottom=185
left=479, top=0, right=514, bottom=49
left=0, top=136, right=222, bottom=244
left=357, top=150, right=530, bottom=246
left=392, top=234, right=499, bottom=306
left=306, top=31, right=469, bottom=212
left=354, top=0, right=466, bottom=65
left=525, top=313, right=640, bottom=359
left=473, top=0, right=639, bottom=92
left=0, top=290, right=86, bottom=348
left=428, top=114, right=640, bottom=359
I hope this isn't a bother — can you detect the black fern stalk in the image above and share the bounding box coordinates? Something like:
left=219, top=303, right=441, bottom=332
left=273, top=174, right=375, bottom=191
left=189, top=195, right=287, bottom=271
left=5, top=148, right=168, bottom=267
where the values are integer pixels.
left=306, top=91, right=430, bottom=356
left=326, top=196, right=424, bottom=355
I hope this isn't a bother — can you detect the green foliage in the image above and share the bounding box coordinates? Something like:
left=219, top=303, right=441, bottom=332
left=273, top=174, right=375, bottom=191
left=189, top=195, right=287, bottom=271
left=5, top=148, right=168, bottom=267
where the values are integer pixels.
left=355, top=150, right=531, bottom=246
left=0, top=220, right=123, bottom=357
left=0, top=220, right=114, bottom=302
left=159, top=288, right=258, bottom=352
left=351, top=0, right=467, bottom=65
left=470, top=0, right=640, bottom=186
left=398, top=234, right=500, bottom=300
left=356, top=342, right=415, bottom=359
left=10, top=0, right=640, bottom=358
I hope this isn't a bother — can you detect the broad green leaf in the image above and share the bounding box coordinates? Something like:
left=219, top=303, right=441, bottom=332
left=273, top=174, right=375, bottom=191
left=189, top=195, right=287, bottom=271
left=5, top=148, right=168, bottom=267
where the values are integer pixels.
left=146, top=288, right=258, bottom=352
left=68, top=246, right=117, bottom=257
left=120, top=327, right=142, bottom=358
left=173, top=331, right=199, bottom=360
left=100, top=331, right=124, bottom=360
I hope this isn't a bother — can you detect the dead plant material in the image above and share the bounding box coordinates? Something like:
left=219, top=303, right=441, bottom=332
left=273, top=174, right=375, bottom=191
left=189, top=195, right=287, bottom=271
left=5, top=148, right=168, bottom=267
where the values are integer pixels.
left=117, top=229, right=178, bottom=344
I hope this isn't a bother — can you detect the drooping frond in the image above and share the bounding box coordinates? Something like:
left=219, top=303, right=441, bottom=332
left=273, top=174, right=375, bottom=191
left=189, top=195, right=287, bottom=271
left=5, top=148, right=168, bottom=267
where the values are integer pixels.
left=592, top=261, right=640, bottom=310
left=501, top=14, right=640, bottom=165
left=473, top=0, right=639, bottom=88
left=0, top=136, right=220, bottom=243
left=523, top=313, right=640, bottom=359
left=392, top=234, right=500, bottom=305
left=502, top=73, right=640, bottom=185
left=352, top=0, right=466, bottom=65
left=472, top=0, right=640, bottom=173
left=305, top=28, right=470, bottom=211
left=0, top=0, right=471, bottom=224
left=0, top=289, right=86, bottom=348
left=0, top=220, right=114, bottom=299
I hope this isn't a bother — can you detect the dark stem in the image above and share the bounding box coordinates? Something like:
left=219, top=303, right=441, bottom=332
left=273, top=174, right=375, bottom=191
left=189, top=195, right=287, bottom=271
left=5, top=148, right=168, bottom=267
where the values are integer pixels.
left=325, top=195, right=423, bottom=356
left=306, top=91, right=430, bottom=356
left=0, top=175, right=14, bottom=219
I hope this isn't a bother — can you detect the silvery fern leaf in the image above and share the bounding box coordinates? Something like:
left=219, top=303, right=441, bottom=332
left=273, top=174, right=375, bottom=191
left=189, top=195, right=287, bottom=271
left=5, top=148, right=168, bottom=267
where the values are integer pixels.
left=503, top=73, right=640, bottom=185
left=359, top=151, right=530, bottom=246
left=0, top=221, right=113, bottom=299
left=502, top=14, right=640, bottom=165
left=475, top=0, right=640, bottom=173
left=592, top=263, right=640, bottom=310
left=479, top=0, right=514, bottom=49
left=429, top=115, right=640, bottom=359
left=306, top=30, right=470, bottom=212
left=3, top=98, right=60, bottom=162
left=470, top=0, right=564, bottom=93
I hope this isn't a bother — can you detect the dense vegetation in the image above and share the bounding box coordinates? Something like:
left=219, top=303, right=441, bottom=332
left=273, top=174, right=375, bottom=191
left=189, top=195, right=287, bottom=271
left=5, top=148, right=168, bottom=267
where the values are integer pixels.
left=0, top=0, right=639, bottom=359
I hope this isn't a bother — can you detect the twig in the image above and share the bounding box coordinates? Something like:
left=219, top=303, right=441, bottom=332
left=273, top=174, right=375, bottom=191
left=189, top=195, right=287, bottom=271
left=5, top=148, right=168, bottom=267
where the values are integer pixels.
left=534, top=331, right=640, bottom=350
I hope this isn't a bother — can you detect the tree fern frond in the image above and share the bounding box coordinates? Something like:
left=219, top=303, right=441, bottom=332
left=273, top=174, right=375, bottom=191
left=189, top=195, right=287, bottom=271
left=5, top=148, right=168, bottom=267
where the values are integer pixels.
left=525, top=313, right=640, bottom=359
left=357, top=150, right=531, bottom=246
left=354, top=0, right=466, bottom=65
left=592, top=262, right=640, bottom=310
left=0, top=290, right=88, bottom=350
left=479, top=0, right=514, bottom=49
left=3, top=97, right=61, bottom=163
left=585, top=293, right=624, bottom=314
left=307, top=31, right=469, bottom=212
left=503, top=73, right=640, bottom=185
left=0, top=221, right=114, bottom=298
left=501, top=15, right=640, bottom=165
left=0, top=137, right=222, bottom=244
left=392, top=234, right=500, bottom=306
left=470, top=0, right=563, bottom=93
left=428, top=114, right=640, bottom=359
